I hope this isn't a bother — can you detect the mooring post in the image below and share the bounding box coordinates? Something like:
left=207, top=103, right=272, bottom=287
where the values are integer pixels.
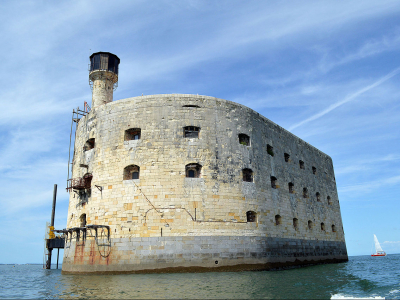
left=57, top=248, right=60, bottom=269
left=46, top=184, right=57, bottom=269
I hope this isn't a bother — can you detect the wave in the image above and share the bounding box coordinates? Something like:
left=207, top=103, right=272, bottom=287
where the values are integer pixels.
left=331, top=294, right=385, bottom=299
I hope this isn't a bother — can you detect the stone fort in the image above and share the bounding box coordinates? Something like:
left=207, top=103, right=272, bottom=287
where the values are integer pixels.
left=62, top=52, right=348, bottom=274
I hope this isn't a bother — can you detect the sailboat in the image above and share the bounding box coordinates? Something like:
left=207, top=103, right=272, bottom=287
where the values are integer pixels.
left=371, top=234, right=386, bottom=257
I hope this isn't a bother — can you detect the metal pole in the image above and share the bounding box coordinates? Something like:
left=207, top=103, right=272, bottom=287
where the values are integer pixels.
left=51, top=184, right=57, bottom=227
left=46, top=184, right=57, bottom=269
left=56, top=248, right=60, bottom=269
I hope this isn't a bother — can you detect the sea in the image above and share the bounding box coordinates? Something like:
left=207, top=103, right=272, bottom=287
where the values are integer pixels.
left=1, top=254, right=399, bottom=299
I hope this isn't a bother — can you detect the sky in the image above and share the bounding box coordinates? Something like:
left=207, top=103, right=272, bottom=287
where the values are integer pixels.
left=1, top=0, right=400, bottom=264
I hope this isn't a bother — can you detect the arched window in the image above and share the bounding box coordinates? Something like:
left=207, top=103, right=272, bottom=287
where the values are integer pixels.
left=321, top=222, right=325, bottom=231
left=186, top=163, right=202, bottom=178
left=316, top=192, right=321, bottom=202
left=184, top=126, right=200, bottom=138
left=242, top=168, right=253, bottom=182
left=246, top=211, right=256, bottom=222
left=271, top=176, right=277, bottom=189
left=327, top=196, right=332, bottom=205
left=83, top=138, right=95, bottom=151
left=299, top=160, right=305, bottom=169
left=288, top=182, right=294, bottom=194
left=125, top=128, right=141, bottom=141
left=308, top=220, right=313, bottom=230
left=293, top=218, right=298, bottom=230
left=80, top=214, right=86, bottom=227
left=332, top=224, right=336, bottom=232
left=312, top=166, right=317, bottom=174
left=124, top=165, right=140, bottom=180
left=267, top=144, right=274, bottom=156
left=303, top=188, right=308, bottom=198
left=238, top=134, right=250, bottom=146
left=275, top=215, right=282, bottom=225
left=284, top=153, right=290, bottom=162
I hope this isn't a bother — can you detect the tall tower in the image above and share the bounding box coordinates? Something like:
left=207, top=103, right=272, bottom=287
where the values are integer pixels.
left=89, top=52, right=120, bottom=109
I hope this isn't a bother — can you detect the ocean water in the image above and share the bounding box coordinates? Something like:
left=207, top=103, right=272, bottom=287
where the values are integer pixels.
left=1, top=255, right=399, bottom=299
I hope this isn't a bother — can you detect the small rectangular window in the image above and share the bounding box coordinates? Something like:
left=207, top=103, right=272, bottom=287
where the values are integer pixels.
left=267, top=144, right=274, bottom=156
left=299, top=160, right=305, bottom=169
left=184, top=126, right=200, bottom=138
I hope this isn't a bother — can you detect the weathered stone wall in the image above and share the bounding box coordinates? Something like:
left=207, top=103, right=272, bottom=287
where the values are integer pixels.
left=63, top=94, right=347, bottom=273
left=62, top=235, right=347, bottom=273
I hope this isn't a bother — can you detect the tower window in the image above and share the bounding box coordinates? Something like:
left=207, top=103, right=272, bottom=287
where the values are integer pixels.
left=284, top=153, right=290, bottom=162
left=321, top=222, right=325, bottom=231
left=293, top=218, right=298, bottom=230
left=124, top=165, right=140, bottom=180
left=125, top=128, right=141, bottom=141
left=288, top=182, right=294, bottom=194
left=327, top=196, right=332, bottom=205
left=242, top=168, right=253, bottom=182
left=299, top=160, right=305, bottom=169
left=83, top=138, right=95, bottom=151
left=80, top=214, right=86, bottom=228
left=271, top=176, right=277, bottom=189
left=267, top=144, right=274, bottom=156
left=184, top=126, right=200, bottom=138
left=303, top=188, right=308, bottom=198
left=182, top=105, right=200, bottom=108
left=308, top=220, right=313, bottom=229
left=316, top=192, right=321, bottom=202
left=246, top=211, right=256, bottom=222
left=186, top=163, right=202, bottom=178
left=332, top=224, right=336, bottom=232
left=275, top=215, right=282, bottom=225
left=238, top=134, right=250, bottom=146
left=312, top=166, right=317, bottom=174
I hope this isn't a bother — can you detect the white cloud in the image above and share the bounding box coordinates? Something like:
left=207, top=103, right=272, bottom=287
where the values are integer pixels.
left=288, top=67, right=400, bottom=131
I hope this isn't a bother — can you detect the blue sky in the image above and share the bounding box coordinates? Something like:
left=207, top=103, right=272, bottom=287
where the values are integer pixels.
left=1, top=0, right=400, bottom=264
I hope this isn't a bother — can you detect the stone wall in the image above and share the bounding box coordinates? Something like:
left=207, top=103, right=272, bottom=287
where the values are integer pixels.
left=63, top=94, right=347, bottom=273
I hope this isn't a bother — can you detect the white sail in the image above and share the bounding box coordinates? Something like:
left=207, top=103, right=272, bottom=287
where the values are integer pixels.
left=374, top=234, right=384, bottom=252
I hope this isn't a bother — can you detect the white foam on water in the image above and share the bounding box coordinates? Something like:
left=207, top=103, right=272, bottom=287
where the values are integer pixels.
left=389, top=289, right=399, bottom=294
left=331, top=294, right=385, bottom=299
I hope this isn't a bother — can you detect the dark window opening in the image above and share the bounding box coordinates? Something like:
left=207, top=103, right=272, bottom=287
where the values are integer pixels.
left=288, top=182, right=294, bottom=193
left=308, top=220, right=313, bottom=229
left=80, top=214, right=86, bottom=227
left=332, top=224, right=336, bottom=232
left=327, top=196, right=332, bottom=205
left=125, top=128, right=141, bottom=141
left=83, top=138, right=95, bottom=151
left=299, top=160, right=305, bottom=169
left=321, top=222, right=325, bottom=231
left=186, top=163, right=202, bottom=178
left=242, top=168, right=253, bottom=182
left=246, top=211, right=256, bottom=222
left=267, top=144, right=274, bottom=156
left=184, top=126, right=200, bottom=138
left=303, top=188, right=308, bottom=198
left=312, top=166, right=317, bottom=174
left=124, top=165, right=140, bottom=180
left=271, top=176, right=277, bottom=189
left=238, top=134, right=250, bottom=146
left=293, top=218, right=298, bottom=230
left=316, top=192, right=321, bottom=202
left=182, top=105, right=200, bottom=108
left=284, top=153, right=290, bottom=162
left=275, top=215, right=282, bottom=225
